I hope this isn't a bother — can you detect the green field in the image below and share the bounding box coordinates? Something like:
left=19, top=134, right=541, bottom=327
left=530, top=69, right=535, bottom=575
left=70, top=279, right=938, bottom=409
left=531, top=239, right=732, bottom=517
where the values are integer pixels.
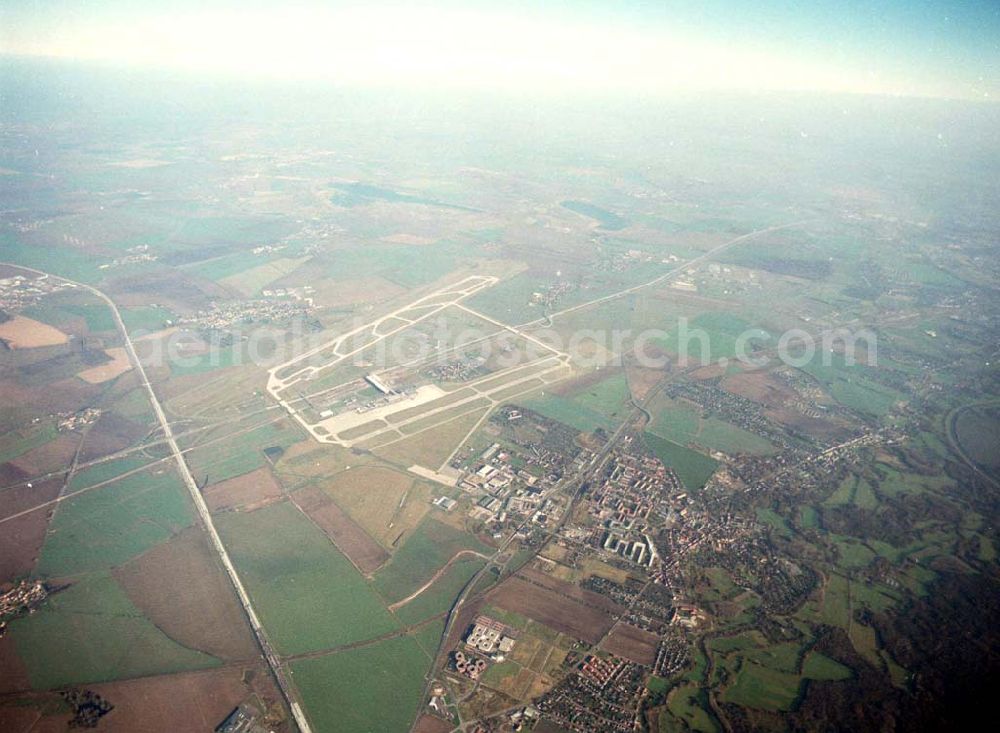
left=394, top=557, right=485, bottom=626
left=0, top=422, right=57, bottom=464
left=22, top=298, right=117, bottom=333
left=291, top=635, right=430, bottom=733
left=643, top=432, right=719, bottom=491
left=183, top=251, right=264, bottom=281
left=220, top=256, right=310, bottom=295
left=802, top=652, right=853, bottom=681
left=520, top=370, right=633, bottom=434
left=217, top=501, right=398, bottom=655
left=799, top=505, right=819, bottom=529
left=321, top=241, right=471, bottom=289
left=373, top=517, right=491, bottom=603
left=831, top=535, right=876, bottom=569
left=170, top=215, right=295, bottom=254
left=412, top=617, right=447, bottom=658
left=0, top=233, right=106, bottom=283
left=667, top=683, right=718, bottom=733
left=798, top=353, right=903, bottom=417
left=818, top=573, right=851, bottom=628
left=9, top=572, right=218, bottom=689
left=721, top=664, right=802, bottom=711
left=571, top=371, right=632, bottom=419
left=658, top=312, right=771, bottom=364
left=120, top=305, right=175, bottom=334
left=741, top=642, right=802, bottom=674
left=187, top=421, right=302, bottom=484
left=521, top=393, right=616, bottom=433
left=647, top=394, right=775, bottom=455
left=755, top=508, right=794, bottom=539
left=66, top=455, right=154, bottom=493
left=561, top=200, right=627, bottom=230
left=167, top=342, right=247, bottom=377
left=36, top=467, right=194, bottom=577
left=108, top=386, right=157, bottom=422
left=708, top=631, right=768, bottom=654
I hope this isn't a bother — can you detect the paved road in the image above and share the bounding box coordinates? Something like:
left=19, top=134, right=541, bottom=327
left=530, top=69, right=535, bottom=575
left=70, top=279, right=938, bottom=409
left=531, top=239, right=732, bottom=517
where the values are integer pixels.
left=1, top=264, right=313, bottom=733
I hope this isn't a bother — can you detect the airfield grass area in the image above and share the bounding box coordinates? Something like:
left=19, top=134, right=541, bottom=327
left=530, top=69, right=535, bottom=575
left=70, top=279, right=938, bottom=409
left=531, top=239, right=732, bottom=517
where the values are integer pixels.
left=291, top=635, right=430, bottom=733
left=318, top=465, right=430, bottom=548
left=186, top=420, right=302, bottom=485
left=372, top=406, right=488, bottom=468
left=217, top=501, right=399, bottom=656
left=9, top=571, right=219, bottom=689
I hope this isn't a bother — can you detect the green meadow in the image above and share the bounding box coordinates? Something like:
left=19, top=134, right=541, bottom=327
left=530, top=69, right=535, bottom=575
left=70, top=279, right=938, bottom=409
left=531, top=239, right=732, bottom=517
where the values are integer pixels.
left=10, top=572, right=218, bottom=689
left=37, top=467, right=193, bottom=577
left=291, top=635, right=430, bottom=733
left=217, top=501, right=398, bottom=656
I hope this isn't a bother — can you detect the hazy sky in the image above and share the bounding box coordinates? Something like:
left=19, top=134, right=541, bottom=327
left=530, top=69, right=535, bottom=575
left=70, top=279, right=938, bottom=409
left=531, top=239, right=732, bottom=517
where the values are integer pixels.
left=1, top=1, right=997, bottom=99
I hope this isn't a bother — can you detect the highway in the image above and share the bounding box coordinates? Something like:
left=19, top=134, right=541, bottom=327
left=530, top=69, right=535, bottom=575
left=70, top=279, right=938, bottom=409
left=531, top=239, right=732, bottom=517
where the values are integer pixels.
left=2, top=264, right=314, bottom=733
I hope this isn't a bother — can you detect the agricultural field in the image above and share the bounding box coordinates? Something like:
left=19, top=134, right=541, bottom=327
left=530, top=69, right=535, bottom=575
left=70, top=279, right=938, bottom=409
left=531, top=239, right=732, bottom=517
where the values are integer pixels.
left=291, top=485, right=390, bottom=574
left=393, top=555, right=486, bottom=626
left=0, top=421, right=58, bottom=464
left=112, top=527, right=259, bottom=662
left=291, top=635, right=431, bottom=733
left=486, top=573, right=619, bottom=645
left=0, top=55, right=997, bottom=733
left=521, top=376, right=623, bottom=433
left=36, top=466, right=194, bottom=577
left=203, top=465, right=285, bottom=512
left=314, top=465, right=430, bottom=548
left=643, top=432, right=719, bottom=491
left=186, top=419, right=303, bottom=485
left=66, top=455, right=154, bottom=493
left=7, top=571, right=220, bottom=689
left=646, top=393, right=776, bottom=456
left=372, top=516, right=492, bottom=604
left=0, top=315, right=69, bottom=348
left=216, top=501, right=399, bottom=655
